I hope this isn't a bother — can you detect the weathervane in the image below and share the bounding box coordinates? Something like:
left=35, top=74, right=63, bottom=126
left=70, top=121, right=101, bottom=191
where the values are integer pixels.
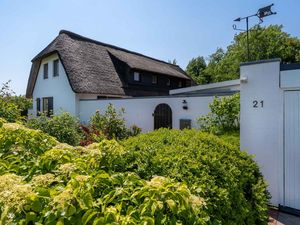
left=233, top=4, right=276, bottom=61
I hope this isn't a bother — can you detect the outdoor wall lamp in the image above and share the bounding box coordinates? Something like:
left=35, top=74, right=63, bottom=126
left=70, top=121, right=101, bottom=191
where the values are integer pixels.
left=182, top=100, right=188, bottom=110
left=240, top=76, right=248, bottom=83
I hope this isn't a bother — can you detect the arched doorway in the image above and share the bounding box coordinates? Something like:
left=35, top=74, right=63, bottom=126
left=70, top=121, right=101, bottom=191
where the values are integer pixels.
left=153, top=103, right=172, bottom=129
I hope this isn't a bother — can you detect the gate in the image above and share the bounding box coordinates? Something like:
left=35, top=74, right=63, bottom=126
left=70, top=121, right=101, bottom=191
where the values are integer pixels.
left=153, top=103, right=172, bottom=129
left=284, top=91, right=300, bottom=210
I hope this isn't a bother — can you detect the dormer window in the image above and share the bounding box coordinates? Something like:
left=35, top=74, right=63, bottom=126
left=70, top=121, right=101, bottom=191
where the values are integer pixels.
left=152, top=75, right=157, bottom=84
left=43, top=63, right=48, bottom=79
left=166, top=78, right=171, bottom=86
left=133, top=72, right=140, bottom=82
left=53, top=59, right=59, bottom=77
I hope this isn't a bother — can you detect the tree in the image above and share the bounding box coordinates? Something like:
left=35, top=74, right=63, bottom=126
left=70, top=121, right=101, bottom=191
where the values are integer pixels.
left=168, top=58, right=177, bottom=65
left=187, top=25, right=300, bottom=84
left=185, top=56, right=208, bottom=84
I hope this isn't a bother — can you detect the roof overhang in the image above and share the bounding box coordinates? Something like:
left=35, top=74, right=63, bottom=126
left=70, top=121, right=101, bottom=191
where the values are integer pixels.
left=169, top=79, right=240, bottom=95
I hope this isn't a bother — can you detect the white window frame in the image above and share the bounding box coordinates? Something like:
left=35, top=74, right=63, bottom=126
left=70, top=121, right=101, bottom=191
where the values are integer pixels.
left=133, top=72, right=140, bottom=81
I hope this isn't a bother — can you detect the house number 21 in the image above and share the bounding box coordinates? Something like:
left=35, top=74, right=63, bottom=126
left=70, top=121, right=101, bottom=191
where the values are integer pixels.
left=253, top=100, right=264, bottom=108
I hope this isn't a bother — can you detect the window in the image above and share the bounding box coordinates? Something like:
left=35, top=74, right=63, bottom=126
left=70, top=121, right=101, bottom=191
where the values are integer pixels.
left=152, top=75, right=157, bottom=84
left=36, top=98, right=40, bottom=116
left=133, top=72, right=140, bottom=81
left=178, top=81, right=182, bottom=88
left=42, top=97, right=53, bottom=116
left=166, top=78, right=171, bottom=86
left=43, top=63, right=48, bottom=79
left=53, top=59, right=59, bottom=77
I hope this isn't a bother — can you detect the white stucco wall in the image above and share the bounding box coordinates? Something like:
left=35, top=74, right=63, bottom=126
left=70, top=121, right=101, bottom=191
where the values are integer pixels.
left=32, top=54, right=76, bottom=116
left=240, top=59, right=283, bottom=206
left=79, top=96, right=214, bottom=131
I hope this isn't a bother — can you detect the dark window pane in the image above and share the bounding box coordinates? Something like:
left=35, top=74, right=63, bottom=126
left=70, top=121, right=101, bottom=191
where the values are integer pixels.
left=178, top=81, right=182, bottom=87
left=166, top=78, right=171, bottom=86
left=152, top=75, right=157, bottom=84
left=43, top=63, right=48, bottom=79
left=42, top=97, right=53, bottom=116
left=36, top=98, right=40, bottom=116
left=53, top=59, right=59, bottom=77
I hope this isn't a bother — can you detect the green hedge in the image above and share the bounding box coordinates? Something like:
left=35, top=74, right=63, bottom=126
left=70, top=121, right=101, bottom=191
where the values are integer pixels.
left=120, top=129, right=269, bottom=225
left=0, top=122, right=269, bottom=224
left=0, top=123, right=208, bottom=224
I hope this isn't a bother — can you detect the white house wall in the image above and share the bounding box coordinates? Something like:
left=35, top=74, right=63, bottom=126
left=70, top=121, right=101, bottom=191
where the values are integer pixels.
left=240, top=59, right=283, bottom=206
left=32, top=54, right=76, bottom=115
left=79, top=96, right=214, bottom=131
left=281, top=69, right=300, bottom=89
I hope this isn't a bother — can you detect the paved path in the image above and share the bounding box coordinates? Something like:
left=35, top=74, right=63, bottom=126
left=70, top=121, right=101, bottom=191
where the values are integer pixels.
left=269, top=209, right=300, bottom=225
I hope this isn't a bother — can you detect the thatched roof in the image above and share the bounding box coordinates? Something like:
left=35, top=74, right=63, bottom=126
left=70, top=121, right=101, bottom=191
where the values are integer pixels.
left=26, top=30, right=191, bottom=98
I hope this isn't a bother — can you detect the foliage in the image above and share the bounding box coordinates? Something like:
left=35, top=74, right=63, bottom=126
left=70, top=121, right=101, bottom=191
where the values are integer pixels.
left=198, top=93, right=240, bottom=134
left=185, top=56, right=208, bottom=84
left=120, top=129, right=269, bottom=225
left=27, top=112, right=83, bottom=146
left=0, top=81, right=32, bottom=122
left=218, top=131, right=240, bottom=148
left=187, top=25, right=300, bottom=84
left=168, top=58, right=177, bottom=65
left=88, top=103, right=141, bottom=142
left=9, top=95, right=32, bottom=114
left=0, top=122, right=209, bottom=224
left=79, top=124, right=106, bottom=146
left=0, top=99, right=21, bottom=122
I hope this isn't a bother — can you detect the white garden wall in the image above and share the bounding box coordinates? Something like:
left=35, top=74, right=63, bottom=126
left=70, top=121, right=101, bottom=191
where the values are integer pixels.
left=241, top=59, right=300, bottom=212
left=79, top=96, right=214, bottom=131
left=240, top=59, right=283, bottom=207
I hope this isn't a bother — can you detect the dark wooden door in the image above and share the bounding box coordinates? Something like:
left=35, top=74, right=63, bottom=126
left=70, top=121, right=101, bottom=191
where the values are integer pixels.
left=154, top=103, right=172, bottom=129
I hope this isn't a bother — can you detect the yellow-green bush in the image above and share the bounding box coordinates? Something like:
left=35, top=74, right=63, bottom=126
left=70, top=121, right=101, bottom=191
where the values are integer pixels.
left=0, top=122, right=268, bottom=224
left=120, top=129, right=269, bottom=225
left=0, top=123, right=208, bottom=224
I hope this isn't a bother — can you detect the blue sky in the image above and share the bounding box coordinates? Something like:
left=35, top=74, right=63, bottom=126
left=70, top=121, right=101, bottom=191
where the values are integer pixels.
left=0, top=0, right=299, bottom=94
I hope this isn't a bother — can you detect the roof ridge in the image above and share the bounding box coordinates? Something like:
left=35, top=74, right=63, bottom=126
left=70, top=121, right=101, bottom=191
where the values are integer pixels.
left=59, top=30, right=180, bottom=68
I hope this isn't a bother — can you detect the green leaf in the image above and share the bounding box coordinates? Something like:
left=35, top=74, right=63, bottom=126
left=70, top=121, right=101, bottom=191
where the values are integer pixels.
left=82, top=209, right=98, bottom=225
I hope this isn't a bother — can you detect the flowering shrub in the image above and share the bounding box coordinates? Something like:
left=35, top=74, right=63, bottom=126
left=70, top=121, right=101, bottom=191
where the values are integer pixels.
left=0, top=121, right=268, bottom=224
left=0, top=121, right=208, bottom=224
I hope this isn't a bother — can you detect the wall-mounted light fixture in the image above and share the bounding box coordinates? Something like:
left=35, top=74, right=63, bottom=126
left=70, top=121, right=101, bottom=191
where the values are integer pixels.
left=182, top=100, right=188, bottom=110
left=240, top=76, right=248, bottom=83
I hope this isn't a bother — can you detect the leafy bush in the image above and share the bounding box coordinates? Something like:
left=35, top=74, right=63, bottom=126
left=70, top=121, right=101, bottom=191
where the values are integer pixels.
left=27, top=112, right=83, bottom=146
left=0, top=122, right=208, bottom=224
left=0, top=81, right=32, bottom=122
left=0, top=123, right=57, bottom=177
left=0, top=120, right=268, bottom=224
left=85, top=103, right=141, bottom=143
left=120, top=129, right=269, bottom=225
left=198, top=93, right=240, bottom=134
left=0, top=100, right=21, bottom=122
left=218, top=131, right=240, bottom=148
